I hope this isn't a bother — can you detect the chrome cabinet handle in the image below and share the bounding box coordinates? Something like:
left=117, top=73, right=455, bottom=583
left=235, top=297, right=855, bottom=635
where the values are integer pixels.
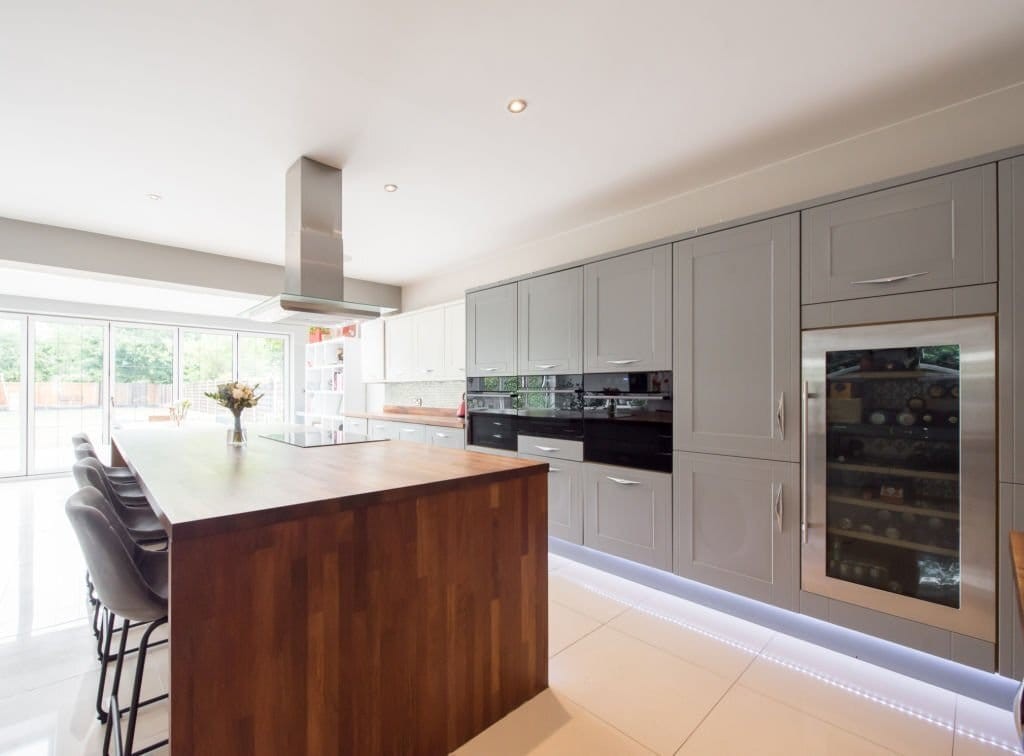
left=606, top=359, right=639, bottom=365
left=483, top=367, right=497, bottom=372
left=535, top=445, right=559, bottom=452
left=535, top=363, right=558, bottom=369
left=434, top=432, right=449, bottom=438
left=549, top=466, right=562, bottom=473
left=774, top=483, right=783, bottom=533
left=801, top=380, right=817, bottom=545
left=850, top=271, right=928, bottom=285
left=422, top=368, right=434, bottom=373
left=401, top=428, right=418, bottom=433
left=492, top=434, right=504, bottom=439
left=776, top=392, right=785, bottom=441
left=1014, top=680, right=1024, bottom=743
left=606, top=476, right=640, bottom=485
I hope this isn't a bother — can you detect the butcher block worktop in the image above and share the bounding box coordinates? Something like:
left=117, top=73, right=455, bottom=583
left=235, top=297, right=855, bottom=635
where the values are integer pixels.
left=113, top=427, right=534, bottom=538
left=345, top=404, right=465, bottom=429
left=111, top=427, right=549, bottom=755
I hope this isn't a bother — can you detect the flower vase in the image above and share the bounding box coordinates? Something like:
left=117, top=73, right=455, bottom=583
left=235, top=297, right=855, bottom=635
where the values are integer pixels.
left=227, top=411, right=247, bottom=447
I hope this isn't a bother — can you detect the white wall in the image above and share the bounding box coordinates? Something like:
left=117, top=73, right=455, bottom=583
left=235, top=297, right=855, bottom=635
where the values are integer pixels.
left=402, top=82, right=1024, bottom=309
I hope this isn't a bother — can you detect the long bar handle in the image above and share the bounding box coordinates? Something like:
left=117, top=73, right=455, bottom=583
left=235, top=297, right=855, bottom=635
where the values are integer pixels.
left=606, top=359, right=639, bottom=365
left=535, top=445, right=560, bottom=452
left=801, top=380, right=813, bottom=545
left=534, top=363, right=558, bottom=369
left=850, top=271, right=928, bottom=285
left=606, top=476, right=640, bottom=485
left=776, top=392, right=785, bottom=441
left=774, top=483, right=783, bottom=533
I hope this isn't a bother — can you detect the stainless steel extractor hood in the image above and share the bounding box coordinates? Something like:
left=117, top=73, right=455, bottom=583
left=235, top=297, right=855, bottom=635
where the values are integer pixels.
left=240, top=157, right=398, bottom=324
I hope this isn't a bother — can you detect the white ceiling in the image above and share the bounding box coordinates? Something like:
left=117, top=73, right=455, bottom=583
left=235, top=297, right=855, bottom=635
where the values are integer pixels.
left=2, top=1, right=1023, bottom=287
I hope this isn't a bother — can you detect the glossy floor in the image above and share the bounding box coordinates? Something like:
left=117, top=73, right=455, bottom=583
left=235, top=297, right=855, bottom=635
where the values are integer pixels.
left=1, top=477, right=1019, bottom=755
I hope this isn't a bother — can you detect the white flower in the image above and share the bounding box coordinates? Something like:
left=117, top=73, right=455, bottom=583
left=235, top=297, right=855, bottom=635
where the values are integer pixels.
left=232, top=387, right=244, bottom=400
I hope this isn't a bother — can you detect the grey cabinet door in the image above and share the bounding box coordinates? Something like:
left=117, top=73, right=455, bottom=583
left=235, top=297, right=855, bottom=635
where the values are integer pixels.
left=369, top=420, right=397, bottom=440
left=673, top=452, right=799, bottom=610
left=394, top=423, right=426, bottom=444
left=523, top=454, right=583, bottom=544
left=673, top=214, right=799, bottom=461
left=518, top=267, right=583, bottom=375
left=802, top=165, right=997, bottom=304
left=583, top=246, right=671, bottom=373
left=582, top=462, right=671, bottom=570
left=466, top=284, right=517, bottom=376
left=427, top=427, right=465, bottom=449
left=999, top=157, right=1024, bottom=484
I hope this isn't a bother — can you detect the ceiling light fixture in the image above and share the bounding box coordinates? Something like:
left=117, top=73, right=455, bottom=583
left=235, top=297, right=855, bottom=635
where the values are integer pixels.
left=384, top=184, right=398, bottom=192
left=145, top=193, right=162, bottom=201
left=506, top=98, right=528, bottom=114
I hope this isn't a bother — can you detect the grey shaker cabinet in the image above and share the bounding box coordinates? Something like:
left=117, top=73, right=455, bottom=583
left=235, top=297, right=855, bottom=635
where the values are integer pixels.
left=999, top=157, right=1024, bottom=484
left=673, top=214, right=800, bottom=462
left=802, top=164, right=997, bottom=304
left=583, top=246, right=672, bottom=373
left=427, top=427, right=465, bottom=449
left=466, top=283, right=517, bottom=377
left=673, top=452, right=800, bottom=611
left=522, top=454, right=583, bottom=544
left=582, top=462, right=672, bottom=570
left=518, top=267, right=583, bottom=375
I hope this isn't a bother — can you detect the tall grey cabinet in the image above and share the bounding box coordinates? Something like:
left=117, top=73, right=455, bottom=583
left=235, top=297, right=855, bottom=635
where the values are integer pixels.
left=673, top=214, right=800, bottom=462
left=465, top=283, right=517, bottom=377
left=518, top=268, right=583, bottom=375
left=674, top=452, right=800, bottom=610
left=583, top=245, right=671, bottom=373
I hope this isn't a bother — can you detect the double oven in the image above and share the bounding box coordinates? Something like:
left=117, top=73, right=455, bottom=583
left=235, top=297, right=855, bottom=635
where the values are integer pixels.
left=467, top=371, right=671, bottom=472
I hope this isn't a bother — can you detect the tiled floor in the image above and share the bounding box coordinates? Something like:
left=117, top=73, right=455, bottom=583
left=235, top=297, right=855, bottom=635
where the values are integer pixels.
left=1, top=477, right=1020, bottom=755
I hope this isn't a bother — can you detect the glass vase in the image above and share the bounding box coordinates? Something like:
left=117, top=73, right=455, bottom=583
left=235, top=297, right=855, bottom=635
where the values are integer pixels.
left=227, top=411, right=247, bottom=447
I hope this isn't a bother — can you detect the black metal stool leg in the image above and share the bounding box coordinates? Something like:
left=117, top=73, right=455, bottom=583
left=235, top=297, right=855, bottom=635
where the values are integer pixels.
left=124, top=618, right=167, bottom=756
left=102, top=619, right=130, bottom=754
left=95, top=610, right=115, bottom=722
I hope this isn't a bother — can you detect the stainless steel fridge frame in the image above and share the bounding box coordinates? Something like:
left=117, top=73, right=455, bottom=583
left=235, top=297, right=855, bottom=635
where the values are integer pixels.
left=801, top=315, right=996, bottom=641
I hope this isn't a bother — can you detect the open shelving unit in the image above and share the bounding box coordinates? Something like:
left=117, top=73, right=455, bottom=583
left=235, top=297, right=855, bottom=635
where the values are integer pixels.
left=301, top=337, right=363, bottom=431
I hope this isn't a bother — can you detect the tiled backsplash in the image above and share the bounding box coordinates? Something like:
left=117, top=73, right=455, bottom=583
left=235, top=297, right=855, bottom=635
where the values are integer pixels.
left=385, top=380, right=464, bottom=409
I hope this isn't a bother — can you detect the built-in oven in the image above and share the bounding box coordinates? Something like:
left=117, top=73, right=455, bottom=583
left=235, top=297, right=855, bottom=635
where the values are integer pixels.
left=516, top=374, right=584, bottom=442
left=582, top=371, right=672, bottom=472
left=466, top=376, right=519, bottom=452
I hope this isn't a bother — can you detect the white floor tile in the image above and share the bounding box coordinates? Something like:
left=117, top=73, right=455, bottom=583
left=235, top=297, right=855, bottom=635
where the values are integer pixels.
left=739, top=633, right=956, bottom=756
left=453, top=689, right=653, bottom=755
left=954, top=695, right=1023, bottom=755
left=677, top=684, right=896, bottom=755
left=551, top=625, right=733, bottom=754
left=548, top=601, right=601, bottom=657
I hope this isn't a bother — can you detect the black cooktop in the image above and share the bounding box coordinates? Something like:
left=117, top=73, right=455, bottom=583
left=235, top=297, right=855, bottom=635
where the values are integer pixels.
left=259, top=431, right=389, bottom=448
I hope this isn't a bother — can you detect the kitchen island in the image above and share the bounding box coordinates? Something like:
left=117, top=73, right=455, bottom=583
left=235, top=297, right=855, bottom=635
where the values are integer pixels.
left=111, top=428, right=549, bottom=755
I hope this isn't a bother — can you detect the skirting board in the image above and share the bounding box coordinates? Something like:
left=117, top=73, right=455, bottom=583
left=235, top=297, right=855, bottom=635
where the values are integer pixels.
left=549, top=536, right=1018, bottom=710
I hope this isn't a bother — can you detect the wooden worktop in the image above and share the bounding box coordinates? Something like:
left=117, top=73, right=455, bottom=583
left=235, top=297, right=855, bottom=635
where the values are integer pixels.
left=1011, top=532, right=1024, bottom=629
left=112, top=427, right=542, bottom=539
left=345, top=405, right=465, bottom=429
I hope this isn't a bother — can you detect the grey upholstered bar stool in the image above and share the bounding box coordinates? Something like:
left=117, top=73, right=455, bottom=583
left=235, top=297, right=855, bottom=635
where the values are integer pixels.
left=71, top=459, right=164, bottom=539
left=71, top=433, right=137, bottom=482
left=66, top=487, right=168, bottom=756
left=73, top=441, right=142, bottom=492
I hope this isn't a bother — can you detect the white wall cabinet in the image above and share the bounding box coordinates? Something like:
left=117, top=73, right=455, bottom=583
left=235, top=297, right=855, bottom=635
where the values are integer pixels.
left=384, top=316, right=415, bottom=382
left=381, top=301, right=466, bottom=383
left=414, top=307, right=445, bottom=380
left=444, top=301, right=466, bottom=380
left=360, top=318, right=386, bottom=383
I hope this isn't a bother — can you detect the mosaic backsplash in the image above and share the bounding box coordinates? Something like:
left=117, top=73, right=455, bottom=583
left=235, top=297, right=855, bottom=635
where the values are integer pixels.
left=385, top=380, right=465, bottom=409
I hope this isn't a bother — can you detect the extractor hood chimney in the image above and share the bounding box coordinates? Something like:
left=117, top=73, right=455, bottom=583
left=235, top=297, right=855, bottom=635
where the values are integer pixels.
left=240, top=157, right=397, bottom=324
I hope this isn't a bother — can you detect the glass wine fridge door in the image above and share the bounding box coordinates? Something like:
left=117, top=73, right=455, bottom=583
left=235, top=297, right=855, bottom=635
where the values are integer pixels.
left=802, top=316, right=996, bottom=641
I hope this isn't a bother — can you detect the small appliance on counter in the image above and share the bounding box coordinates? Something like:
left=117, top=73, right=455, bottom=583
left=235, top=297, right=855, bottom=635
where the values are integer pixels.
left=582, top=371, right=672, bottom=472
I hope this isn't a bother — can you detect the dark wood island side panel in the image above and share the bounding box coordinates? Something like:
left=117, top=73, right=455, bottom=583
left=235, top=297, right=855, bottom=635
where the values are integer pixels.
left=169, top=470, right=548, bottom=754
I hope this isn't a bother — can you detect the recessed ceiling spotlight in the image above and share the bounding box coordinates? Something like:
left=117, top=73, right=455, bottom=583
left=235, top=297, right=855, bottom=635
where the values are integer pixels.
left=384, top=184, right=398, bottom=193
left=506, top=98, right=528, bottom=114
left=145, top=193, right=162, bottom=201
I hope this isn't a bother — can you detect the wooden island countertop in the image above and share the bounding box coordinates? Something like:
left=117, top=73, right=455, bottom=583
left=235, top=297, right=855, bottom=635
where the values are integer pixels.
left=111, top=428, right=549, bottom=755
left=1010, top=532, right=1024, bottom=629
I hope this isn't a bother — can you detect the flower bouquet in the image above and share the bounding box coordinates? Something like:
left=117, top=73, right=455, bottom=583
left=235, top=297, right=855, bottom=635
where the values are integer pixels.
left=205, top=381, right=263, bottom=446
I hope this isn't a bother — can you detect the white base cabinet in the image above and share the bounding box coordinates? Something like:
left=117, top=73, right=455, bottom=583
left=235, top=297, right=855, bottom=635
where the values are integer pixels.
left=582, top=462, right=672, bottom=570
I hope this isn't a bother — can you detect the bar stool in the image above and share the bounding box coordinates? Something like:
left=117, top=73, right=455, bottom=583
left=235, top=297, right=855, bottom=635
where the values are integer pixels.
left=72, top=459, right=164, bottom=541
left=73, top=442, right=141, bottom=488
left=66, top=487, right=168, bottom=756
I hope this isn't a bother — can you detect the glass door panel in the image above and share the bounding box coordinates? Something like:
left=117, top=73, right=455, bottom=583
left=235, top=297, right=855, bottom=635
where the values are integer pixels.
left=111, top=325, right=174, bottom=431
left=825, top=345, right=961, bottom=608
left=31, top=319, right=107, bottom=474
left=238, top=334, right=287, bottom=423
left=0, top=315, right=26, bottom=476
left=181, top=330, right=233, bottom=425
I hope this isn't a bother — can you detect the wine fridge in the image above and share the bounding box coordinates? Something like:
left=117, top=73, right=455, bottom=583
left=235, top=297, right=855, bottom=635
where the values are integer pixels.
left=801, top=316, right=996, bottom=641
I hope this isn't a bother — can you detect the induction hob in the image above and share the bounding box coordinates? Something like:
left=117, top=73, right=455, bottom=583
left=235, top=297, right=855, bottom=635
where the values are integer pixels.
left=259, top=430, right=389, bottom=448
